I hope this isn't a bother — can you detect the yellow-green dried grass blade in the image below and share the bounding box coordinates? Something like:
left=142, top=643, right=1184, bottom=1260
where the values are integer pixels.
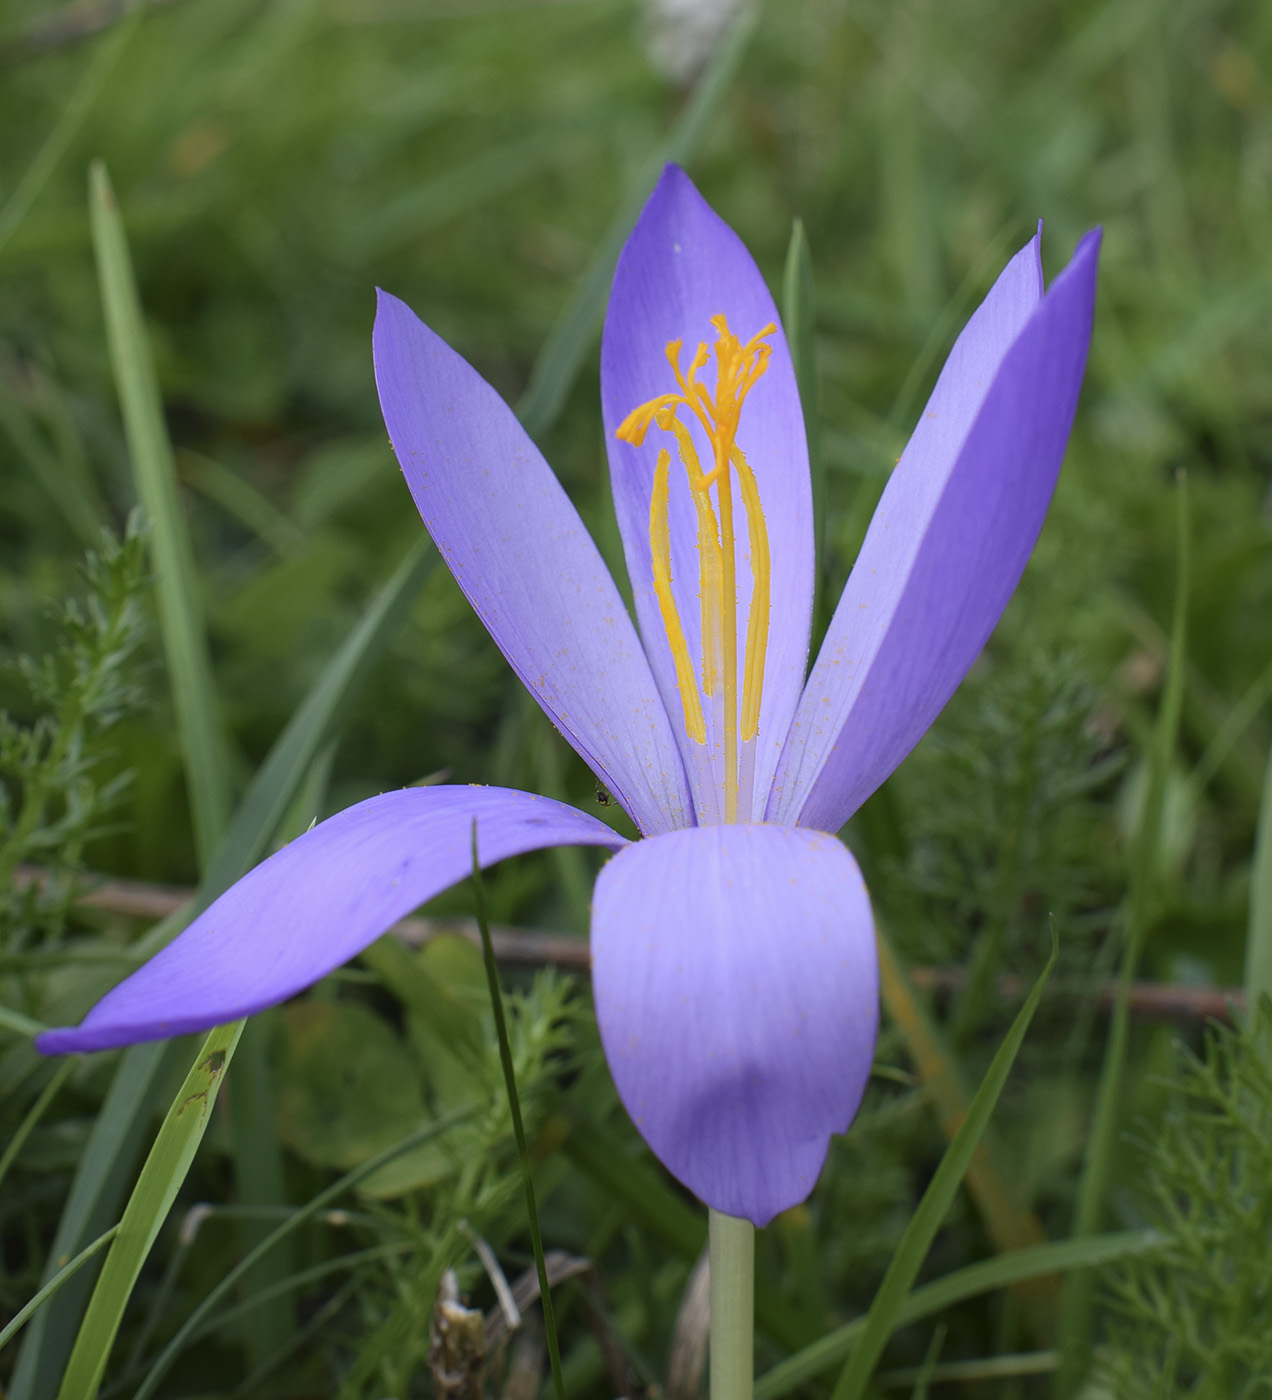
left=55, top=1021, right=244, bottom=1400
left=516, top=3, right=758, bottom=439
left=832, top=931, right=1059, bottom=1400
left=89, top=160, right=231, bottom=871
left=875, top=928, right=1056, bottom=1339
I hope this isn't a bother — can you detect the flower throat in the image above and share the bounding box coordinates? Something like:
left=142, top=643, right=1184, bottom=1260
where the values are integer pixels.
left=616, top=315, right=774, bottom=825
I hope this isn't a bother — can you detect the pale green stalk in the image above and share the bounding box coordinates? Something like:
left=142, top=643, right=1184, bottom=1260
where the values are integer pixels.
left=709, top=1209, right=755, bottom=1400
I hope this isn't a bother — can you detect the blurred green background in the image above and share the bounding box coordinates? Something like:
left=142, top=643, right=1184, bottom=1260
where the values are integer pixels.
left=3, top=0, right=1272, bottom=1394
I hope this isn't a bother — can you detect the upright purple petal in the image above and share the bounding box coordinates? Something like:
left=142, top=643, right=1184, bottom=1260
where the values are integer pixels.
left=601, top=167, right=814, bottom=821
left=769, top=229, right=1101, bottom=832
left=375, top=292, right=691, bottom=836
left=38, top=787, right=625, bottom=1055
left=591, top=824, right=877, bottom=1225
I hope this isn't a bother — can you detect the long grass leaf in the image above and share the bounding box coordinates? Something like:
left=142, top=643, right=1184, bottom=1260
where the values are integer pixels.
left=515, top=4, right=758, bottom=438
left=559, top=1109, right=814, bottom=1353
left=755, top=1230, right=1163, bottom=1400
left=782, top=219, right=826, bottom=638
left=470, top=823, right=566, bottom=1400
left=1244, top=741, right=1272, bottom=1011
left=8, top=1042, right=172, bottom=1400
left=189, top=535, right=435, bottom=920
left=16, top=540, right=433, bottom=1394
left=227, top=1020, right=292, bottom=1368
left=130, top=1107, right=476, bottom=1400
left=832, top=930, right=1059, bottom=1400
left=0, top=1060, right=73, bottom=1194
left=875, top=929, right=1054, bottom=1333
left=1057, top=472, right=1190, bottom=1387
left=89, top=161, right=230, bottom=869
left=0, top=10, right=138, bottom=260
left=55, top=1021, right=244, bottom=1400
left=0, top=1228, right=120, bottom=1354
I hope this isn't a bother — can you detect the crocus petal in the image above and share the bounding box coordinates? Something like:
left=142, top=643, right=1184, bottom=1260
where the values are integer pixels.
left=37, top=787, right=625, bottom=1055
left=591, top=823, right=877, bottom=1225
left=601, top=166, right=814, bottom=821
left=769, top=228, right=1101, bottom=832
left=374, top=292, right=691, bottom=836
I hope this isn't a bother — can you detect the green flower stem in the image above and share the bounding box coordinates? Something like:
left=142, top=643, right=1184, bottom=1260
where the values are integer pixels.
left=710, top=1208, right=755, bottom=1400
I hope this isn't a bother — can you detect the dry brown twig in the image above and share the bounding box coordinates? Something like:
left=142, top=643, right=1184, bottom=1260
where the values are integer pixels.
left=12, top=863, right=1246, bottom=1023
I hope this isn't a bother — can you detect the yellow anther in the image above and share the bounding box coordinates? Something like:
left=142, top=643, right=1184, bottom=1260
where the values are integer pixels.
left=616, top=313, right=775, bottom=821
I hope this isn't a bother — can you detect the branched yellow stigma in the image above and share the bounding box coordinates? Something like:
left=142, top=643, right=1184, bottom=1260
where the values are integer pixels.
left=616, top=315, right=775, bottom=822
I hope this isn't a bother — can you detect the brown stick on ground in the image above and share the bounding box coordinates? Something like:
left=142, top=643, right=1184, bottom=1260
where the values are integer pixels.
left=12, top=864, right=1246, bottom=1022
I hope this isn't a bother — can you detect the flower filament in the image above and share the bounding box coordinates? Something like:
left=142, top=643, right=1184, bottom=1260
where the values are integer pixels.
left=616, top=315, right=774, bottom=824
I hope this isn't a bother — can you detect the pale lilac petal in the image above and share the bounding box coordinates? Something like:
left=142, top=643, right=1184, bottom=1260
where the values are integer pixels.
left=601, top=166, right=814, bottom=821
left=38, top=787, right=625, bottom=1055
left=374, top=291, right=691, bottom=836
left=769, top=229, right=1101, bottom=832
left=591, top=824, right=877, bottom=1225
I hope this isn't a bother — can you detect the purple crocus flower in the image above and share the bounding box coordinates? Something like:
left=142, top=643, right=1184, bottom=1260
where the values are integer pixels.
left=38, top=167, right=1099, bottom=1228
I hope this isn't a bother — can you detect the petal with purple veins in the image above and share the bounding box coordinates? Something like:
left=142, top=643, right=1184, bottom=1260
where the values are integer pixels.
left=769, top=229, right=1101, bottom=833
left=38, top=787, right=626, bottom=1055
left=375, top=291, right=691, bottom=836
left=591, top=823, right=877, bottom=1226
left=602, top=166, right=814, bottom=821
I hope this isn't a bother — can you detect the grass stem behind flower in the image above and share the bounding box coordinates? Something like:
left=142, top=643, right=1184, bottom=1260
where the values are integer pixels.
left=470, top=821, right=566, bottom=1400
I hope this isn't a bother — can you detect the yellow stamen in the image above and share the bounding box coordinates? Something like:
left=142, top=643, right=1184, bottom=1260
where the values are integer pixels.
left=731, top=444, right=769, bottom=742
left=649, top=449, right=706, bottom=744
left=616, top=314, right=776, bottom=822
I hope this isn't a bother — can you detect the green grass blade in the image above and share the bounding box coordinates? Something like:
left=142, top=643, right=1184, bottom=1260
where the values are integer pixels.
left=130, top=1107, right=476, bottom=1400
left=0, top=1004, right=46, bottom=1037
left=754, top=1229, right=1164, bottom=1400
left=515, top=3, right=758, bottom=439
left=831, top=930, right=1060, bottom=1400
left=8, top=1041, right=173, bottom=1400
left=226, top=1019, right=292, bottom=1369
left=782, top=219, right=826, bottom=638
left=1244, top=740, right=1272, bottom=1012
left=55, top=1021, right=244, bottom=1400
left=0, top=1060, right=73, bottom=1194
left=0, top=9, right=138, bottom=260
left=470, top=822, right=566, bottom=1400
left=0, top=1228, right=121, bottom=1354
left=89, top=160, right=230, bottom=870
left=17, top=539, right=432, bottom=1394
left=559, top=1109, right=814, bottom=1353
left=1057, top=472, right=1190, bottom=1388
left=191, top=535, right=434, bottom=916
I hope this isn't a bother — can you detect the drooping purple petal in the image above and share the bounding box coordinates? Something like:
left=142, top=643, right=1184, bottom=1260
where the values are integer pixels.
left=769, top=228, right=1101, bottom=832
left=591, top=823, right=877, bottom=1225
left=374, top=292, right=691, bottom=837
left=601, top=166, right=814, bottom=821
left=38, top=787, right=625, bottom=1055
